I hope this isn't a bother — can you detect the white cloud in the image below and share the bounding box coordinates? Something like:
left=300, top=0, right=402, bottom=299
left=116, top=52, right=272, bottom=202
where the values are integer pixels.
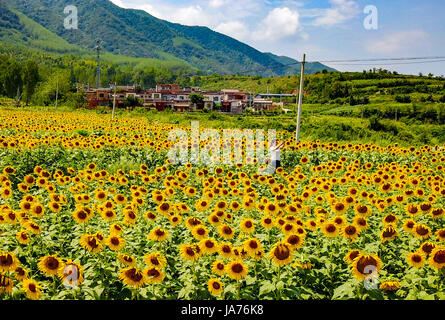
left=109, top=0, right=125, bottom=8
left=253, top=7, right=301, bottom=41
left=366, top=30, right=429, bottom=54
left=215, top=21, right=250, bottom=41
left=169, top=5, right=211, bottom=26
left=209, top=0, right=226, bottom=8
left=313, top=0, right=360, bottom=26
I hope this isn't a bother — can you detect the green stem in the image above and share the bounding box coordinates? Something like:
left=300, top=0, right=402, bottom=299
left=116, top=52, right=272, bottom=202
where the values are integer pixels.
left=276, top=266, right=282, bottom=299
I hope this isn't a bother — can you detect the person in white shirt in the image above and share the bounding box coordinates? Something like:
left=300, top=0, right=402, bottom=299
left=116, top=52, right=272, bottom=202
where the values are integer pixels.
left=269, top=139, right=285, bottom=170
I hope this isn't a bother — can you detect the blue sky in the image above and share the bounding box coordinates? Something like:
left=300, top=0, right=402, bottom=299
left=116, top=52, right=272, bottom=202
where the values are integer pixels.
left=109, top=0, right=445, bottom=75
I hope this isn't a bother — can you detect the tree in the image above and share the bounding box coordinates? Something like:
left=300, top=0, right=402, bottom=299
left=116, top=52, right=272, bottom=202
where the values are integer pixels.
left=2, top=59, right=23, bottom=98
left=22, top=60, right=40, bottom=104
left=67, top=90, right=87, bottom=109
left=189, top=93, right=204, bottom=106
left=123, top=95, right=142, bottom=108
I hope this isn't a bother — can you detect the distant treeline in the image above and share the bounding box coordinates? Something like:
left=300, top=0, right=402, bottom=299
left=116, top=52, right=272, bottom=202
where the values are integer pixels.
left=0, top=47, right=200, bottom=106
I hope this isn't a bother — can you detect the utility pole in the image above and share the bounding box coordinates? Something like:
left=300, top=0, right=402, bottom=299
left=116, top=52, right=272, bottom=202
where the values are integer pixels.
left=95, top=39, right=102, bottom=89
left=296, top=53, right=306, bottom=142
left=112, top=83, right=117, bottom=119
left=55, top=79, right=59, bottom=108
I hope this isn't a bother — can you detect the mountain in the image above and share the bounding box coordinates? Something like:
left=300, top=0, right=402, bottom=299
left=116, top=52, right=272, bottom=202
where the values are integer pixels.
left=265, top=53, right=336, bottom=75
left=2, top=0, right=335, bottom=76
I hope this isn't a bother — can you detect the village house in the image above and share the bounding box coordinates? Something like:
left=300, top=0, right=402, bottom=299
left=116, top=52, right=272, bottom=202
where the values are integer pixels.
left=85, top=84, right=276, bottom=114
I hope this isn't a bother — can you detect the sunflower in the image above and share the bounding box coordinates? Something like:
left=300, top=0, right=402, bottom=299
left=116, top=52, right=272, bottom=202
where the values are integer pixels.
left=413, top=224, right=431, bottom=239
left=200, top=238, right=219, bottom=254
left=382, top=214, right=398, bottom=227
left=284, top=234, right=304, bottom=250
left=243, top=238, right=262, bottom=256
left=333, top=216, right=347, bottom=228
left=185, top=217, right=202, bottom=229
left=196, top=199, right=210, bottom=212
left=22, top=278, right=42, bottom=300
left=72, top=208, right=91, bottom=224
left=107, top=235, right=126, bottom=251
left=48, top=201, right=62, bottom=213
left=342, top=224, right=360, bottom=240
left=114, top=194, right=127, bottom=205
left=428, top=247, right=445, bottom=269
left=419, top=202, right=432, bottom=214
left=345, top=249, right=361, bottom=264
left=145, top=211, right=157, bottom=221
left=100, top=208, right=116, bottom=221
left=435, top=229, right=445, bottom=242
left=226, top=260, right=248, bottom=280
left=218, top=224, right=235, bottom=240
left=147, top=228, right=168, bottom=242
left=191, top=225, right=209, bottom=240
left=207, top=278, right=224, bottom=296
left=29, top=203, right=44, bottom=218
left=119, top=267, right=145, bottom=288
left=212, top=260, right=226, bottom=276
left=215, top=200, right=228, bottom=212
left=0, top=274, right=13, bottom=294
left=402, top=219, right=416, bottom=233
left=143, top=267, right=165, bottom=284
left=405, top=203, right=419, bottom=217
left=265, top=202, right=279, bottom=216
left=430, top=208, right=444, bottom=219
left=306, top=219, right=318, bottom=231
left=354, top=204, right=371, bottom=217
left=80, top=234, right=103, bottom=253
left=332, top=201, right=347, bottom=215
left=0, top=252, right=19, bottom=272
left=16, top=230, right=30, bottom=245
left=269, top=242, right=293, bottom=266
left=321, top=222, right=339, bottom=238
left=351, top=254, right=382, bottom=281
left=260, top=216, right=274, bottom=229
left=179, top=244, right=199, bottom=262
left=25, top=221, right=42, bottom=234
left=38, top=254, right=62, bottom=276
left=94, top=190, right=107, bottom=202
left=157, top=202, right=172, bottom=216
left=17, top=183, right=28, bottom=193
left=218, top=243, right=233, bottom=259
left=58, top=259, right=84, bottom=288
left=293, top=261, right=313, bottom=270
left=353, top=216, right=368, bottom=231
left=14, top=266, right=27, bottom=281
left=118, top=254, right=137, bottom=266
left=208, top=213, right=222, bottom=226
left=110, top=223, right=124, bottom=235
left=406, top=251, right=426, bottom=268
left=419, top=241, right=436, bottom=256
left=184, top=187, right=197, bottom=197
left=240, top=218, right=255, bottom=233
left=379, top=281, right=401, bottom=291
left=230, top=201, right=241, bottom=212
left=280, top=223, right=296, bottom=235
left=380, top=226, right=398, bottom=242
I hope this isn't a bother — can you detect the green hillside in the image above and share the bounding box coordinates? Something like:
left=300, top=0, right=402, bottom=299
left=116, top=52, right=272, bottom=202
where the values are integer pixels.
left=3, top=0, right=333, bottom=76
left=0, top=2, right=193, bottom=71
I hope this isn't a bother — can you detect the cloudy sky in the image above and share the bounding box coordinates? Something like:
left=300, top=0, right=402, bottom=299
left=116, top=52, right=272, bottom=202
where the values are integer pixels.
left=109, top=0, right=445, bottom=75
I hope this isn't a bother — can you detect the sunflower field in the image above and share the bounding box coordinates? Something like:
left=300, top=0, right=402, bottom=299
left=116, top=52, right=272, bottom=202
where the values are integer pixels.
left=0, top=109, right=444, bottom=300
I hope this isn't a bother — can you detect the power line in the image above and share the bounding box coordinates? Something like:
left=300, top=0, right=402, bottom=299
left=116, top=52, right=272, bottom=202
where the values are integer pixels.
left=325, top=59, right=445, bottom=66
left=317, top=56, right=445, bottom=63
left=237, top=55, right=445, bottom=75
